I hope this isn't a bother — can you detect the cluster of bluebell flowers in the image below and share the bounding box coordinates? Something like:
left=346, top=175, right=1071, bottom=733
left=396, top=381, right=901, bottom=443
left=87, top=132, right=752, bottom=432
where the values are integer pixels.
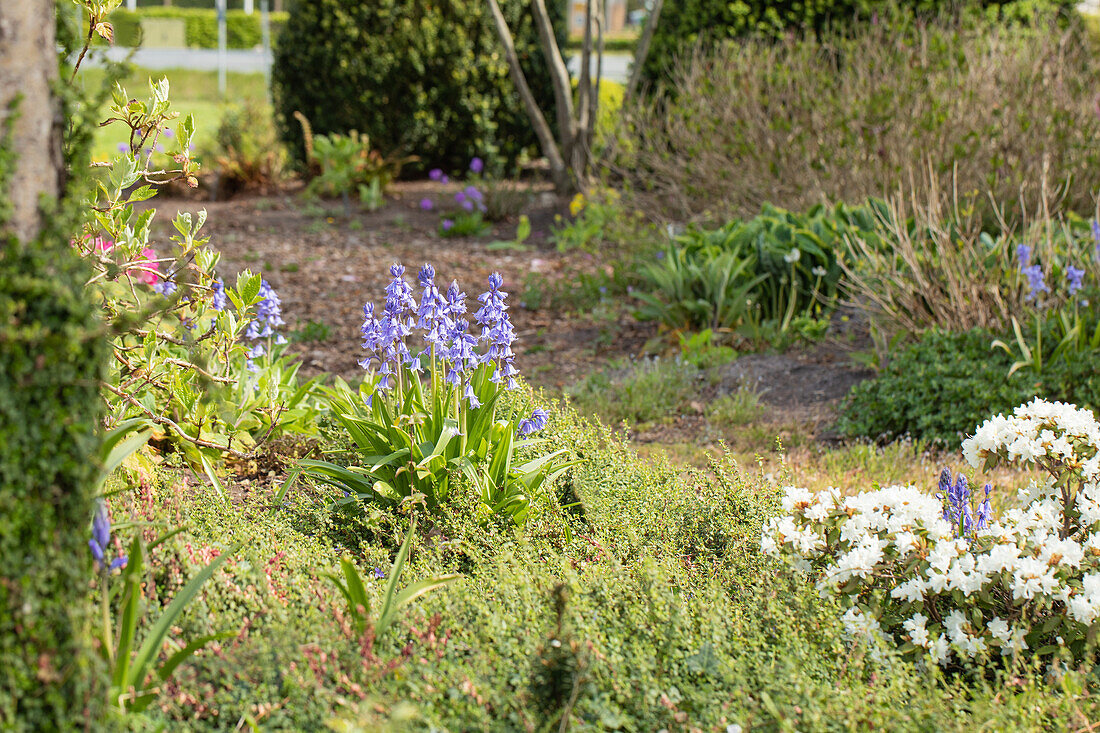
left=936, top=467, right=992, bottom=540
left=358, top=262, right=546, bottom=433
left=244, top=279, right=287, bottom=370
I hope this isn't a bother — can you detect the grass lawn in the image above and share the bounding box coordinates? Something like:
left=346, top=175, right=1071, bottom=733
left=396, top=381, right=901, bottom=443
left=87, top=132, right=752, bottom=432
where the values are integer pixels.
left=74, top=66, right=268, bottom=163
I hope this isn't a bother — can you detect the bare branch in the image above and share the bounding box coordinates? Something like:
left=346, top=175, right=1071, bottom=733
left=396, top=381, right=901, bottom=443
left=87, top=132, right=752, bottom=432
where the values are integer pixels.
left=625, top=0, right=664, bottom=102
left=486, top=0, right=571, bottom=192
left=531, top=0, right=575, bottom=142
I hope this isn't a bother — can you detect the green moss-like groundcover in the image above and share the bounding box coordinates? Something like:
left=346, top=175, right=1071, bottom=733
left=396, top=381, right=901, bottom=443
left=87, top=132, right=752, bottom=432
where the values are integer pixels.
left=116, top=389, right=1100, bottom=731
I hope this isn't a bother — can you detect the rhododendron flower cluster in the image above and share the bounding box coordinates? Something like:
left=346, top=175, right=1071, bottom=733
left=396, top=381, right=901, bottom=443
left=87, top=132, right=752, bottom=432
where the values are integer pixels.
left=762, top=398, right=1100, bottom=667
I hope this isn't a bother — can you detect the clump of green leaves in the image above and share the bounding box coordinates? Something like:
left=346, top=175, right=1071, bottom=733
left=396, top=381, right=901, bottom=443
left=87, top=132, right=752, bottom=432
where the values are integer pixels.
left=636, top=201, right=887, bottom=346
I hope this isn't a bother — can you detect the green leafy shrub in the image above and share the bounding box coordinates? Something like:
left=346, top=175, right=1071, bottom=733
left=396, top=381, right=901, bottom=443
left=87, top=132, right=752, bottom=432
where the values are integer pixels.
left=271, top=0, right=565, bottom=172
left=304, top=129, right=407, bottom=214
left=612, top=16, right=1100, bottom=222
left=837, top=328, right=1100, bottom=445
left=640, top=0, right=1075, bottom=87
left=636, top=201, right=886, bottom=342
left=98, top=8, right=289, bottom=49
left=204, top=100, right=287, bottom=197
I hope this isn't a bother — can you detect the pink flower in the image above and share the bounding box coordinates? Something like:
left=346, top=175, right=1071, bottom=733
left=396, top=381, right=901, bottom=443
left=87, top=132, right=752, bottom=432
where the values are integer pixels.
left=134, top=247, right=160, bottom=285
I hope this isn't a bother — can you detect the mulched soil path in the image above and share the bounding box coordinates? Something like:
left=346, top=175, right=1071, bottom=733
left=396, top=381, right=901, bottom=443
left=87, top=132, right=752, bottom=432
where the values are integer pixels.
left=152, top=182, right=873, bottom=444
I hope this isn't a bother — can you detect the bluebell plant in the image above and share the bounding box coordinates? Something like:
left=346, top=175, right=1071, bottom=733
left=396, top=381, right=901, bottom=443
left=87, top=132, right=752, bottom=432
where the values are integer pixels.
left=936, top=467, right=992, bottom=540
left=423, top=159, right=491, bottom=237
left=89, top=499, right=128, bottom=573
left=301, top=262, right=569, bottom=524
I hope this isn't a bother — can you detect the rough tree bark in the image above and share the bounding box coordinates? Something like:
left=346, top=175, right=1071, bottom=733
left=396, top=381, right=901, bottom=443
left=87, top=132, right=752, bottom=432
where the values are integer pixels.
left=0, top=0, right=65, bottom=242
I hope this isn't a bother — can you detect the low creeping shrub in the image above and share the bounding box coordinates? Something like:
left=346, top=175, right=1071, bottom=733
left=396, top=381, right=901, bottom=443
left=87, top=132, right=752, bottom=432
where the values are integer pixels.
left=838, top=328, right=1100, bottom=446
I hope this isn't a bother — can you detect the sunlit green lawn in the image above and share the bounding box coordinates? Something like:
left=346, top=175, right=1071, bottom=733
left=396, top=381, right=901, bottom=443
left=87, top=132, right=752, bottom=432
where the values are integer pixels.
left=74, top=66, right=268, bottom=162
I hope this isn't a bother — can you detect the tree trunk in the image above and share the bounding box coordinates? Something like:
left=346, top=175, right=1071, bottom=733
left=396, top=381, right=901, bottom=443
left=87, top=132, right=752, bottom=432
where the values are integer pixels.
left=0, top=0, right=64, bottom=242
left=0, top=0, right=105, bottom=726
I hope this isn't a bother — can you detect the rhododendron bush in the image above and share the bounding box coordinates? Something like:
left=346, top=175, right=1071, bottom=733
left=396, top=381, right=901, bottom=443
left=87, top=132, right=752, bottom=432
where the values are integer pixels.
left=763, top=398, right=1100, bottom=666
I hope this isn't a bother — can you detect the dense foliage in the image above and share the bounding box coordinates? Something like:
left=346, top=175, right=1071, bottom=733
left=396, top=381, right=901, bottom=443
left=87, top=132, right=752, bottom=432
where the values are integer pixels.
left=98, top=8, right=288, bottom=50
left=639, top=0, right=1076, bottom=87
left=837, top=328, right=1100, bottom=445
left=0, top=9, right=106, bottom=727
left=272, top=0, right=566, bottom=172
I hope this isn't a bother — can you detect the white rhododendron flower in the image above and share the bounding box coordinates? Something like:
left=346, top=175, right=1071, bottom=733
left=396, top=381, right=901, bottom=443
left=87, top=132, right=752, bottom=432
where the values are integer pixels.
left=762, top=398, right=1100, bottom=666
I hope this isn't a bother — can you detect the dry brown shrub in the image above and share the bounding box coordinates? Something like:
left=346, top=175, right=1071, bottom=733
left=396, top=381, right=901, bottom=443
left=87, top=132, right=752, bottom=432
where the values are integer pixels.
left=605, top=17, right=1100, bottom=223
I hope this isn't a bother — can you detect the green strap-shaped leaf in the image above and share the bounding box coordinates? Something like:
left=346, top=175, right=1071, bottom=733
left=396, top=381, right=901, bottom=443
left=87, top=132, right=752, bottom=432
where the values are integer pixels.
left=125, top=546, right=236, bottom=690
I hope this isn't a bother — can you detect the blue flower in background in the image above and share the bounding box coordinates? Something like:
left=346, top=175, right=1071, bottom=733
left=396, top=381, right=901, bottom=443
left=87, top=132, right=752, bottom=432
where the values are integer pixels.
left=1022, top=264, right=1048, bottom=300
left=469, top=157, right=484, bottom=174
left=211, top=278, right=227, bottom=311
left=1067, top=265, right=1086, bottom=295
left=1016, top=243, right=1031, bottom=268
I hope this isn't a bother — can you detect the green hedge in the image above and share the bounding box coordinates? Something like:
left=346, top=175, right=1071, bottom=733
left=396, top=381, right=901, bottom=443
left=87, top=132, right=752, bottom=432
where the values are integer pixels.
left=272, top=0, right=566, bottom=173
left=640, top=0, right=1078, bottom=87
left=0, top=13, right=107, bottom=728
left=103, top=8, right=289, bottom=49
left=836, top=328, right=1100, bottom=446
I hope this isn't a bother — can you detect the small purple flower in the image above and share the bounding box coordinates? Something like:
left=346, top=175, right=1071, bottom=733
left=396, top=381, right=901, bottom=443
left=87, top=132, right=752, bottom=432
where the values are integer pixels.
left=1067, top=265, right=1086, bottom=295
left=1016, top=243, right=1031, bottom=268
left=469, top=157, right=484, bottom=174
left=420, top=198, right=434, bottom=211
left=162, top=128, right=174, bottom=138
left=461, top=199, right=475, bottom=212
left=116, top=142, right=129, bottom=154
left=976, top=484, right=993, bottom=530
left=429, top=168, right=444, bottom=182
left=1022, top=264, right=1048, bottom=300
left=656, top=250, right=665, bottom=260
left=153, top=278, right=176, bottom=297
left=440, top=174, right=450, bottom=185
left=373, top=567, right=385, bottom=580
left=442, top=219, right=454, bottom=232
left=89, top=500, right=127, bottom=572
left=464, top=382, right=482, bottom=409
left=455, top=191, right=466, bottom=205
left=517, top=408, right=549, bottom=436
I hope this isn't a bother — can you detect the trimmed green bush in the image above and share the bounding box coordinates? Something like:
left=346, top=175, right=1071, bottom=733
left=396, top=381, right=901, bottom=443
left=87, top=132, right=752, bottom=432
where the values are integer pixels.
left=640, top=0, right=1076, bottom=87
left=837, top=328, right=1100, bottom=446
left=101, top=8, right=289, bottom=49
left=271, top=0, right=566, bottom=172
